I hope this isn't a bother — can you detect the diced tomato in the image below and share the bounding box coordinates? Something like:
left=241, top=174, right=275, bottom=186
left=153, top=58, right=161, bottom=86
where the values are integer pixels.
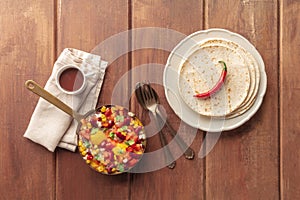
left=106, top=120, right=114, bottom=128
left=133, top=135, right=138, bottom=143
left=87, top=153, right=93, bottom=160
left=126, top=146, right=134, bottom=152
left=116, top=132, right=126, bottom=141
left=105, top=109, right=112, bottom=117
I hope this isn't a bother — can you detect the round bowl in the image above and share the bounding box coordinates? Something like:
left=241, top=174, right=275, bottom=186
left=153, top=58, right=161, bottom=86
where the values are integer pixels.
left=77, top=105, right=146, bottom=175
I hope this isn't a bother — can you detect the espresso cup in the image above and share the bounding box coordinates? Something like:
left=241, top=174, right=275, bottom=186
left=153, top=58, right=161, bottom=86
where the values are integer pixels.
left=56, top=65, right=87, bottom=95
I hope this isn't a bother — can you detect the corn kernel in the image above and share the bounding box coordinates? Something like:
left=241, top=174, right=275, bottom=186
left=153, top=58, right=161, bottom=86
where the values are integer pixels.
left=100, top=106, right=106, bottom=113
left=90, top=161, right=99, bottom=168
left=86, top=160, right=91, bottom=164
left=81, top=151, right=87, bottom=156
left=79, top=147, right=85, bottom=152
left=97, top=165, right=104, bottom=172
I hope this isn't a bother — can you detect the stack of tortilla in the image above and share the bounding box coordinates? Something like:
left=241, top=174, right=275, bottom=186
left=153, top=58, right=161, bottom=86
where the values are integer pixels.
left=178, top=38, right=260, bottom=118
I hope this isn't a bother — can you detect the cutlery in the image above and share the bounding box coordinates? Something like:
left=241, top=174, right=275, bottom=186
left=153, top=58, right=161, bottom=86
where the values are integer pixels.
left=136, top=82, right=176, bottom=169
left=144, top=83, right=195, bottom=160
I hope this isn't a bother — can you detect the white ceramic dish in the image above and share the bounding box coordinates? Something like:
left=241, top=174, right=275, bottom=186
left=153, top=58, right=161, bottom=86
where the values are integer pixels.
left=56, top=64, right=87, bottom=95
left=163, top=28, right=267, bottom=132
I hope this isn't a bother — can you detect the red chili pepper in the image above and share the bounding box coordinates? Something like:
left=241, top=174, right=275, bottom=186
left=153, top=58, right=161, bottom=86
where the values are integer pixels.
left=193, top=61, right=227, bottom=98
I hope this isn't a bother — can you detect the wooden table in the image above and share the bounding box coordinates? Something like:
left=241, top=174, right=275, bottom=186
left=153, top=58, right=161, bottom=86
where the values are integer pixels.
left=1, top=0, right=299, bottom=199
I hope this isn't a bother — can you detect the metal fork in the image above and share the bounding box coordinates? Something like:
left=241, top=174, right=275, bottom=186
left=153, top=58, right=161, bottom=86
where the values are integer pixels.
left=140, top=83, right=176, bottom=169
left=145, top=83, right=195, bottom=160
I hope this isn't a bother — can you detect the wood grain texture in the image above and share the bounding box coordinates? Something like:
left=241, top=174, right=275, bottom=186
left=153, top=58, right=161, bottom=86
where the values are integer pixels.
left=130, top=0, right=204, bottom=199
left=3, top=0, right=300, bottom=199
left=280, top=0, right=300, bottom=199
left=0, top=0, right=55, bottom=199
left=56, top=0, right=130, bottom=199
left=205, top=0, right=279, bottom=199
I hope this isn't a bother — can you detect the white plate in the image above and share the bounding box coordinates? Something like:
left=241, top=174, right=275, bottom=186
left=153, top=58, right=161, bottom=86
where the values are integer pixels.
left=163, top=28, right=267, bottom=132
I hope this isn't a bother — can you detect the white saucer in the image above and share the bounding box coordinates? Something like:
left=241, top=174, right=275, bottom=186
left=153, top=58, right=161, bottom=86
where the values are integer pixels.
left=163, top=28, right=267, bottom=132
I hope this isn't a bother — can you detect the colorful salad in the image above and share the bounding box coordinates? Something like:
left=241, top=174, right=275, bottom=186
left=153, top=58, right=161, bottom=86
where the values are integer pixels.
left=78, top=105, right=146, bottom=175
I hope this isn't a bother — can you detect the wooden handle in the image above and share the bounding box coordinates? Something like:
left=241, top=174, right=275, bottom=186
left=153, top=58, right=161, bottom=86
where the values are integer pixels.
left=25, top=80, right=75, bottom=118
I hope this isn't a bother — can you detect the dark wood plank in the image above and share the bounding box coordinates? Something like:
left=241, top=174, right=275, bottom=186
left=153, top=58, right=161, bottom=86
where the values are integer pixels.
left=205, top=0, right=279, bottom=199
left=0, top=0, right=55, bottom=199
left=280, top=0, right=300, bottom=199
left=56, top=0, right=130, bottom=199
left=130, top=1, right=205, bottom=199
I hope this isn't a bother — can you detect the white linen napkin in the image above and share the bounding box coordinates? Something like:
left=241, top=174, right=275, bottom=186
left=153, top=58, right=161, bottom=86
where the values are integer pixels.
left=24, top=48, right=108, bottom=152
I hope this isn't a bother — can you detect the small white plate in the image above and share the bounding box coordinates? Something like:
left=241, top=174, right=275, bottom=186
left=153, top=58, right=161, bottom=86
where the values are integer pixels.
left=163, top=28, right=267, bottom=132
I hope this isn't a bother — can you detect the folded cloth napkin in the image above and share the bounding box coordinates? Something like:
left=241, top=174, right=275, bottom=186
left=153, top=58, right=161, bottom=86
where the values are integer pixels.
left=24, top=48, right=108, bottom=152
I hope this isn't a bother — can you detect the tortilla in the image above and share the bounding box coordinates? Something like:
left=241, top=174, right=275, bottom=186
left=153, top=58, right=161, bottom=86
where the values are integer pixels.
left=197, top=40, right=258, bottom=118
left=178, top=44, right=251, bottom=117
left=198, top=39, right=260, bottom=118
